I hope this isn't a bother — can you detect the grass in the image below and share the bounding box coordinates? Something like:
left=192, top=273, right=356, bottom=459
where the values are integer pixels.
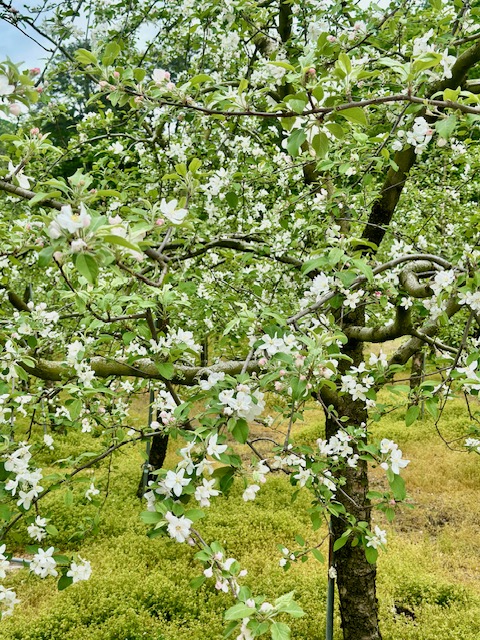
left=0, top=391, right=479, bottom=639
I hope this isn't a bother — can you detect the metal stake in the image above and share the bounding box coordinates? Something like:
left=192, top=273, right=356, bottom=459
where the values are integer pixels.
left=326, top=519, right=335, bottom=640
left=141, top=385, right=155, bottom=494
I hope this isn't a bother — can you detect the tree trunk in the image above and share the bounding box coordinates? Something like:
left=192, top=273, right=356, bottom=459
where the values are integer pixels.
left=322, top=310, right=382, bottom=640
left=325, top=402, right=381, bottom=640
left=409, top=350, right=424, bottom=408
left=136, top=433, right=169, bottom=498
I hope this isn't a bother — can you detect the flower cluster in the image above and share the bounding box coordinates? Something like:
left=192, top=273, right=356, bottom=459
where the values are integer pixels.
left=4, top=443, right=43, bottom=510
left=317, top=430, right=359, bottom=469
left=66, top=341, right=95, bottom=387
left=465, top=438, right=480, bottom=453
left=151, top=389, right=178, bottom=427
left=47, top=203, right=91, bottom=241
left=67, top=557, right=92, bottom=583
left=458, top=290, right=480, bottom=313
left=340, top=363, right=375, bottom=405
left=165, top=511, right=193, bottom=543
left=379, top=439, right=410, bottom=475
left=30, top=547, right=57, bottom=579
left=218, top=385, right=265, bottom=422
left=256, top=333, right=298, bottom=357
left=394, top=117, right=434, bottom=155
left=365, top=525, right=387, bottom=549
left=0, top=585, right=20, bottom=618
left=149, top=328, right=201, bottom=361
left=202, top=549, right=247, bottom=594
left=27, top=515, right=48, bottom=541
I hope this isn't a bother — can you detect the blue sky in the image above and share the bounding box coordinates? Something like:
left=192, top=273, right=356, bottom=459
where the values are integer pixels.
left=0, top=18, right=50, bottom=70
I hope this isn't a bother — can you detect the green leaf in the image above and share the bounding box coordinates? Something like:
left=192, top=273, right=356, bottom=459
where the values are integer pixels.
left=339, top=107, right=367, bottom=126
left=333, top=534, right=350, bottom=552
left=28, top=191, right=61, bottom=206
left=189, top=74, right=213, bottom=86
left=223, top=621, right=239, bottom=638
left=140, top=510, right=163, bottom=524
left=226, top=191, right=238, bottom=208
left=68, top=399, right=83, bottom=421
left=295, top=534, right=305, bottom=546
left=311, top=132, right=329, bottom=158
left=365, top=545, right=378, bottom=564
left=156, top=362, right=174, bottom=380
left=101, top=234, right=142, bottom=254
left=337, top=52, right=352, bottom=75
left=425, top=397, right=438, bottom=420
left=325, top=122, right=345, bottom=139
left=74, top=253, right=98, bottom=284
left=443, top=87, right=460, bottom=102
left=271, top=621, right=291, bottom=640
left=269, top=61, right=296, bottom=72
left=351, top=258, right=373, bottom=283
left=37, top=246, right=55, bottom=267
left=133, top=68, right=146, bottom=82
left=311, top=548, right=324, bottom=563
left=435, top=114, right=456, bottom=140
left=312, top=85, right=324, bottom=102
left=190, top=575, right=206, bottom=589
left=0, top=505, right=11, bottom=521
left=286, top=129, right=307, bottom=157
left=231, top=419, right=249, bottom=444
left=328, top=248, right=344, bottom=266
left=189, top=158, right=202, bottom=173
left=57, top=575, right=73, bottom=591
left=184, top=509, right=205, bottom=522
left=289, top=99, right=307, bottom=114
left=75, top=49, right=98, bottom=65
left=102, top=42, right=121, bottom=66
left=224, top=603, right=256, bottom=621
left=388, top=473, right=406, bottom=501
left=405, top=404, right=420, bottom=427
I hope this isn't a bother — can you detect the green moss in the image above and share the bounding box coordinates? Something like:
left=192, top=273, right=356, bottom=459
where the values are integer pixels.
left=0, top=399, right=479, bottom=639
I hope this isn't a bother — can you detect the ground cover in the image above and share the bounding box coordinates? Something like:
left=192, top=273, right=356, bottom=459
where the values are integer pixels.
left=0, top=393, right=478, bottom=640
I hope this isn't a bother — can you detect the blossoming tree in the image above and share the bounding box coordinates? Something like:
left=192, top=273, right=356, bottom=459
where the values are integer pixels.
left=1, top=0, right=480, bottom=638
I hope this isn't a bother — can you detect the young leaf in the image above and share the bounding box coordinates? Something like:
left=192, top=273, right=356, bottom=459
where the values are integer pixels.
left=224, top=603, right=256, bottom=621
left=405, top=404, right=420, bottom=427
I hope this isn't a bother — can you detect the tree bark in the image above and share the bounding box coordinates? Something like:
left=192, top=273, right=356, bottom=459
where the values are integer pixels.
left=322, top=309, right=382, bottom=640
left=137, top=433, right=169, bottom=498
left=409, top=350, right=424, bottom=408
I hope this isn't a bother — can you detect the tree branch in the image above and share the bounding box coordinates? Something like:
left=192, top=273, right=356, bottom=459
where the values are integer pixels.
left=21, top=356, right=259, bottom=384
left=344, top=306, right=412, bottom=342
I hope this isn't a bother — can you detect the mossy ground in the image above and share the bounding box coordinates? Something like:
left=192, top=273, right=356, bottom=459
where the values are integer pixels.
left=0, top=391, right=479, bottom=640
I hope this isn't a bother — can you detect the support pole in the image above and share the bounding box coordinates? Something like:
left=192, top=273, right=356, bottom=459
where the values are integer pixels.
left=326, top=519, right=335, bottom=640
left=141, top=385, right=155, bottom=494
